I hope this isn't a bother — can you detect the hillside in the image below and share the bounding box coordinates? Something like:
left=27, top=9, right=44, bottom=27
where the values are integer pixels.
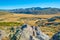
left=0, top=11, right=13, bottom=15
left=0, top=12, right=60, bottom=40
left=9, top=7, right=60, bottom=14
left=0, top=12, right=59, bottom=22
left=0, top=12, right=60, bottom=35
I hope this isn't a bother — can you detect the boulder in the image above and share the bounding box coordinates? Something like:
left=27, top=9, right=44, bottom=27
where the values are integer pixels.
left=51, top=32, right=60, bottom=40
left=19, top=24, right=50, bottom=40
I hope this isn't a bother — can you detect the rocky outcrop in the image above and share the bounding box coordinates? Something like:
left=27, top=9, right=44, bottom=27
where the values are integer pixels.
left=50, top=32, right=60, bottom=40
left=9, top=24, right=50, bottom=40
left=16, top=24, right=50, bottom=40
left=0, top=30, right=6, bottom=40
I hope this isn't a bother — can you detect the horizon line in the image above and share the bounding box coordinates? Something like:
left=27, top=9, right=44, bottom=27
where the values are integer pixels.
left=0, top=7, right=60, bottom=10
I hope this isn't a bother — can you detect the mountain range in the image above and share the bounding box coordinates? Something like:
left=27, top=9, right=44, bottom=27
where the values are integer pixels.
left=0, top=7, right=60, bottom=14
left=8, top=7, right=60, bottom=14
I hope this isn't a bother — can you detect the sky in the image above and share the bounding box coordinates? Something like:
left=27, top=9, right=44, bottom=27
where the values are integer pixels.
left=0, top=0, right=60, bottom=9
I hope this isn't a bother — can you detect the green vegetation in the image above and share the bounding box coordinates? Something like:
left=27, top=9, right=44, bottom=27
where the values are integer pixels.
left=0, top=22, right=23, bottom=26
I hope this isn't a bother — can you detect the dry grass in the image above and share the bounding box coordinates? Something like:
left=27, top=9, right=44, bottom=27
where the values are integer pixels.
left=0, top=12, right=60, bottom=38
left=0, top=12, right=60, bottom=22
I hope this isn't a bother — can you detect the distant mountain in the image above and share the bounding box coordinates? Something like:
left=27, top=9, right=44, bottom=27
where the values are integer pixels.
left=9, top=7, right=60, bottom=14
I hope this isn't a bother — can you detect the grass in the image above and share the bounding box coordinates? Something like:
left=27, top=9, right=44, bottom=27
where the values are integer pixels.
left=0, top=12, right=60, bottom=38
left=0, top=22, right=23, bottom=26
left=40, top=26, right=60, bottom=37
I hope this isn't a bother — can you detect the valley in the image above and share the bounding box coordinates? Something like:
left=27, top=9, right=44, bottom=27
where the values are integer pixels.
left=0, top=11, right=60, bottom=40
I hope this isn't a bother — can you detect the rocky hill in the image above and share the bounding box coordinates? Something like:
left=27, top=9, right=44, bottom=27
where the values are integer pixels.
left=9, top=24, right=50, bottom=40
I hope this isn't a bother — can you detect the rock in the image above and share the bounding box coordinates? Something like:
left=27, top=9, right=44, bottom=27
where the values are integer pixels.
left=0, top=30, right=6, bottom=40
left=51, top=32, right=60, bottom=40
left=9, top=24, right=50, bottom=40
left=19, top=24, right=50, bottom=40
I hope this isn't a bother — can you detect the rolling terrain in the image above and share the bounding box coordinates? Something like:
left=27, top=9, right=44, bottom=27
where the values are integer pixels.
left=0, top=11, right=60, bottom=40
